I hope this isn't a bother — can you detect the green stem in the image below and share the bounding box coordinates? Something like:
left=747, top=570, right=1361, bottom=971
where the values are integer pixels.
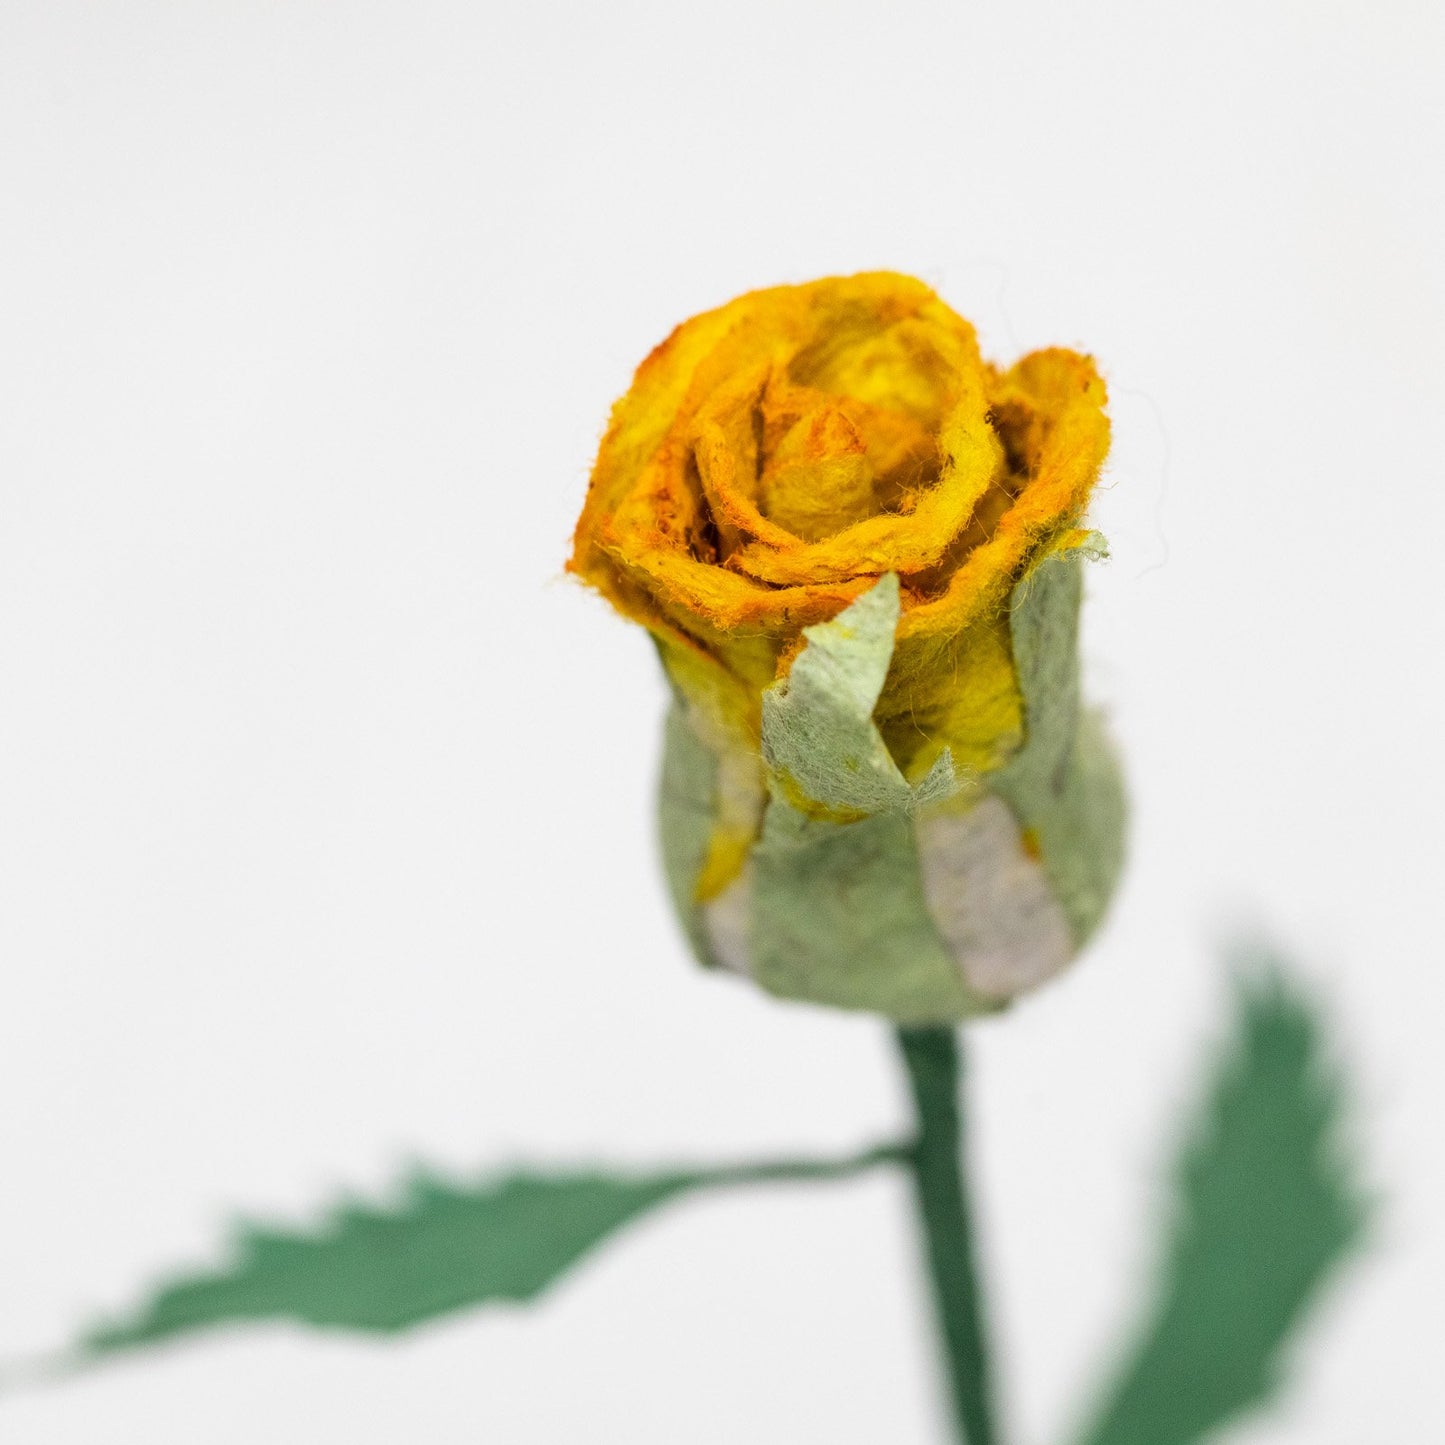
left=896, top=1026, right=999, bottom=1445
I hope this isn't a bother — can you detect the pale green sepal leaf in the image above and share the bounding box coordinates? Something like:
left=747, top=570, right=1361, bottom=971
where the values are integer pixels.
left=658, top=701, right=722, bottom=967
left=990, top=534, right=1124, bottom=942
left=1075, top=961, right=1369, bottom=1445
left=748, top=797, right=1000, bottom=1023
left=762, top=573, right=960, bottom=819
left=70, top=1146, right=908, bottom=1362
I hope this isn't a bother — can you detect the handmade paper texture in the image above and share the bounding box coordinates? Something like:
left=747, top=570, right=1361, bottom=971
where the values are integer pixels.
left=761, top=572, right=957, bottom=822
left=989, top=535, right=1127, bottom=944
left=660, top=566, right=1124, bottom=1020
left=582, top=273, right=1123, bottom=1020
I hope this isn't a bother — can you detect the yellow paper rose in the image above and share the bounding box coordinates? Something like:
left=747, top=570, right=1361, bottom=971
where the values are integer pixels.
left=571, top=272, right=1123, bottom=1022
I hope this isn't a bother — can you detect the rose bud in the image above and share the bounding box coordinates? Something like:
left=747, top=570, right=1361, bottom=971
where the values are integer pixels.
left=570, top=272, right=1124, bottom=1023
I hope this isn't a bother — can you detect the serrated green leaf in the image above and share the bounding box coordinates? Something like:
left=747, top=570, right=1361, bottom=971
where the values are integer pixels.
left=76, top=1146, right=907, bottom=1360
left=1076, top=962, right=1368, bottom=1445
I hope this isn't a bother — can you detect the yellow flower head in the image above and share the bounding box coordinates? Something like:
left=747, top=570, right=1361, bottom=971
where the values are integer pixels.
left=572, top=272, right=1107, bottom=770
left=571, top=272, right=1123, bottom=1022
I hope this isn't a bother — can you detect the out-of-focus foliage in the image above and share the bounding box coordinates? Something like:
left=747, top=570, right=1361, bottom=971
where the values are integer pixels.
left=1077, top=969, right=1368, bottom=1445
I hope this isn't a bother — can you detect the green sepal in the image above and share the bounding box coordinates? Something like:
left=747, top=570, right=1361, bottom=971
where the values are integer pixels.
left=657, top=701, right=722, bottom=967
left=748, top=798, right=1000, bottom=1023
left=761, top=574, right=958, bottom=820
left=990, top=535, right=1125, bottom=943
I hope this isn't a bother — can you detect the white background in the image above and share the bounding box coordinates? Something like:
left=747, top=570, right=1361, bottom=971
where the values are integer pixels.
left=1, top=2, right=1441, bottom=1441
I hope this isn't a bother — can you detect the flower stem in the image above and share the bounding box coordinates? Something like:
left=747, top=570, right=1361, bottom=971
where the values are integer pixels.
left=895, top=1026, right=999, bottom=1445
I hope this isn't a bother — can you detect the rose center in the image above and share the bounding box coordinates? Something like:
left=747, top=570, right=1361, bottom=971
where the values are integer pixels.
left=753, top=376, right=941, bottom=544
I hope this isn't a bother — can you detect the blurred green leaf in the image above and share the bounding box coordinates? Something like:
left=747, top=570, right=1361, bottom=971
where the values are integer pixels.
left=80, top=1145, right=907, bottom=1358
left=1077, top=965, right=1369, bottom=1445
